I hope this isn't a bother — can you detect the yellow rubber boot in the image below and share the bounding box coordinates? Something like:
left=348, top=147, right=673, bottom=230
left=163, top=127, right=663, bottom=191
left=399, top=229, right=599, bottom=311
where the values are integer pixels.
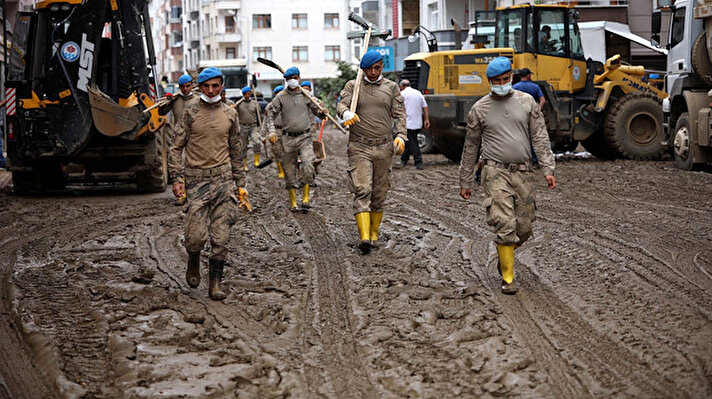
left=302, top=184, right=311, bottom=209
left=369, top=211, right=383, bottom=242
left=254, top=154, right=260, bottom=167
left=243, top=159, right=248, bottom=171
left=355, top=212, right=371, bottom=254
left=276, top=162, right=285, bottom=179
left=289, top=189, right=298, bottom=211
left=497, top=244, right=516, bottom=284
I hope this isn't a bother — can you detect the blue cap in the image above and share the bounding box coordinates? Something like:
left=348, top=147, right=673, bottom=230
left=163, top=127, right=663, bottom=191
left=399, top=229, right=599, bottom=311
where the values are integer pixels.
left=197, top=67, right=222, bottom=84
left=283, top=67, right=300, bottom=78
left=273, top=85, right=284, bottom=94
left=486, top=57, right=512, bottom=78
left=300, top=81, right=312, bottom=88
left=241, top=86, right=252, bottom=94
left=360, top=50, right=382, bottom=69
left=178, top=74, right=192, bottom=85
left=649, top=73, right=660, bottom=79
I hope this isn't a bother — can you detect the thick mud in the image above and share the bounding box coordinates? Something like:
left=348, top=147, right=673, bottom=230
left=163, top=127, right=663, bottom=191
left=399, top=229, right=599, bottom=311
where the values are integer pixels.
left=1, top=129, right=711, bottom=398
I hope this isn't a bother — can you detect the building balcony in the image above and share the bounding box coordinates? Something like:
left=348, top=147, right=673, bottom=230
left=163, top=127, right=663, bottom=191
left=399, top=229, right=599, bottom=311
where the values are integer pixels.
left=216, top=32, right=241, bottom=43
left=215, top=0, right=240, bottom=10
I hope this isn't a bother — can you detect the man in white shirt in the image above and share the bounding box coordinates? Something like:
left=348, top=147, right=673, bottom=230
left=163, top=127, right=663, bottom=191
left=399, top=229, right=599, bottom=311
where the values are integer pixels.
left=398, top=79, right=430, bottom=169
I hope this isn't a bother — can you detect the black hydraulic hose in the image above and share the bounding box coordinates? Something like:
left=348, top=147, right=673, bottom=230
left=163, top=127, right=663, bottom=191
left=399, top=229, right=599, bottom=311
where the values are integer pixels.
left=50, top=3, right=85, bottom=113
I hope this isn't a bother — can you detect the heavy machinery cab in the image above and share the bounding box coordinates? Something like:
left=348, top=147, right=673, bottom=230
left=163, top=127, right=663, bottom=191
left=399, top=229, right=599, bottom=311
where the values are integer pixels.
left=495, top=4, right=587, bottom=93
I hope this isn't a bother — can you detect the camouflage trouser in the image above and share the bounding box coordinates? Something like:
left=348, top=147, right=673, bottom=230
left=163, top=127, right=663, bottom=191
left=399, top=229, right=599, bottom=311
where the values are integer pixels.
left=346, top=140, right=393, bottom=214
left=241, top=124, right=261, bottom=157
left=270, top=128, right=284, bottom=164
left=183, top=164, right=238, bottom=260
left=481, top=165, right=536, bottom=245
left=282, top=132, right=315, bottom=189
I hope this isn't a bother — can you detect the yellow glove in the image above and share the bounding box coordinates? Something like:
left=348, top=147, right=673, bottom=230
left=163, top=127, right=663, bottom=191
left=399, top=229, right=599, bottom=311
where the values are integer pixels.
left=394, top=137, right=405, bottom=155
left=342, top=110, right=360, bottom=127
left=237, top=187, right=252, bottom=213
left=267, top=133, right=278, bottom=144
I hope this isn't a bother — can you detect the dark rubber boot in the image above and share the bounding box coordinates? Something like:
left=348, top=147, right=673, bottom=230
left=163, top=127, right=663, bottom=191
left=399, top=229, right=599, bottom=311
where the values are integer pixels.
left=358, top=240, right=371, bottom=255
left=208, top=259, right=227, bottom=300
left=186, top=252, right=201, bottom=288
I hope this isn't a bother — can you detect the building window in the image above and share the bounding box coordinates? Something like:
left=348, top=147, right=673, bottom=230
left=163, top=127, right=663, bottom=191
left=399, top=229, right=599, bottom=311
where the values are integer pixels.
left=292, top=46, right=308, bottom=61
left=170, top=6, right=181, bottom=21
left=325, top=45, right=340, bottom=61
left=353, top=38, right=361, bottom=60
left=253, top=46, right=272, bottom=61
left=292, top=13, right=307, bottom=29
left=225, top=16, right=235, bottom=33
left=226, top=47, right=236, bottom=59
left=324, top=13, right=339, bottom=28
left=253, top=14, right=271, bottom=29
left=428, top=3, right=440, bottom=30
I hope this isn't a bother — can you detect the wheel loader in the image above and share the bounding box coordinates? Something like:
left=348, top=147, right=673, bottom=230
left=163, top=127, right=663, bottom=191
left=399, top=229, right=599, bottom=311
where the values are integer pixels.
left=5, top=0, right=169, bottom=193
left=401, top=4, right=667, bottom=162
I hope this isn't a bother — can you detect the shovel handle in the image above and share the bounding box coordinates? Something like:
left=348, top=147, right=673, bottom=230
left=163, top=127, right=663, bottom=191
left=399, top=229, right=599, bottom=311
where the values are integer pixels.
left=318, top=119, right=326, bottom=141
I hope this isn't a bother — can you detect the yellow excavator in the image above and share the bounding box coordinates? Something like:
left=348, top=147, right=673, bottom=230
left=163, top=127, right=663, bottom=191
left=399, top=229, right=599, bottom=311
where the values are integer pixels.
left=5, top=0, right=169, bottom=193
left=401, top=4, right=667, bottom=162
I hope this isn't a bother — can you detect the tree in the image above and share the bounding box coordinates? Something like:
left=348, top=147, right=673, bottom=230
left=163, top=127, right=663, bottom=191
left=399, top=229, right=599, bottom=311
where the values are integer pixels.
left=317, top=61, right=357, bottom=114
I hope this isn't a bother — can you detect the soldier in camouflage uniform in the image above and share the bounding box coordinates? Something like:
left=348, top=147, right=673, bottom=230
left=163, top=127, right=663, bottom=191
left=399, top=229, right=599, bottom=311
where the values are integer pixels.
left=236, top=86, right=262, bottom=169
left=337, top=51, right=407, bottom=254
left=263, top=85, right=285, bottom=179
left=169, top=67, right=248, bottom=301
left=265, top=67, right=326, bottom=212
left=459, top=57, right=557, bottom=295
left=160, top=74, right=199, bottom=205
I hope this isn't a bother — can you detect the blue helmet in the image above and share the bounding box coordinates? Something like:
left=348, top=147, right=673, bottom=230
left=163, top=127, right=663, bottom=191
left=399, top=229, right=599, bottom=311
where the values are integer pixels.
left=273, top=85, right=284, bottom=94
left=283, top=66, right=300, bottom=78
left=360, top=50, right=382, bottom=69
left=486, top=57, right=512, bottom=78
left=241, top=86, right=252, bottom=94
left=300, top=81, right=312, bottom=88
left=197, top=67, right=222, bottom=84
left=178, top=74, right=192, bottom=85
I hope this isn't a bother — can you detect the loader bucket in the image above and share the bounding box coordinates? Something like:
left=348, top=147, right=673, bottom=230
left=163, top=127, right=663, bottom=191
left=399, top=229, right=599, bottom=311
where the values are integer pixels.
left=87, top=84, right=141, bottom=137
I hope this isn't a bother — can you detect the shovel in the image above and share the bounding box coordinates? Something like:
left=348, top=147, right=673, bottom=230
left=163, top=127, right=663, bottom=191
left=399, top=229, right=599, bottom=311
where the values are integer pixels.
left=313, top=119, right=327, bottom=167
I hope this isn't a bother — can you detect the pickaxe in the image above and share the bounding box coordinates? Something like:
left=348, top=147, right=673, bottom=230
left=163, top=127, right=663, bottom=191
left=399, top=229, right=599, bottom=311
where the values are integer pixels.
left=344, top=13, right=391, bottom=127
left=256, top=57, right=348, bottom=135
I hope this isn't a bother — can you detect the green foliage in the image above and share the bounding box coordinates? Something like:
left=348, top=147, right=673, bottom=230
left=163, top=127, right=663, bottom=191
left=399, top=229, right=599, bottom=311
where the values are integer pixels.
left=317, top=61, right=357, bottom=113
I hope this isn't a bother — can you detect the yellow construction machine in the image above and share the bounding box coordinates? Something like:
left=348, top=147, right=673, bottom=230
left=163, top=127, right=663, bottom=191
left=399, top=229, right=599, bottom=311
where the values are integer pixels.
left=402, top=4, right=667, bottom=161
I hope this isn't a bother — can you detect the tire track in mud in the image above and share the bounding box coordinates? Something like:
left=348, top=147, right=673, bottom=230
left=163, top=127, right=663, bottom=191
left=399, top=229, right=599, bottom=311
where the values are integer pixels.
left=0, top=235, right=55, bottom=399
left=292, top=210, right=377, bottom=398
left=389, top=186, right=679, bottom=398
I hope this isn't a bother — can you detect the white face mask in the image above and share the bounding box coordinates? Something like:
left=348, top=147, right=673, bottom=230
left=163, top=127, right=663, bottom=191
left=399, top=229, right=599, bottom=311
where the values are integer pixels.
left=491, top=81, right=512, bottom=96
left=364, top=75, right=383, bottom=83
left=286, top=79, right=299, bottom=89
left=181, top=91, right=193, bottom=98
left=200, top=93, right=222, bottom=103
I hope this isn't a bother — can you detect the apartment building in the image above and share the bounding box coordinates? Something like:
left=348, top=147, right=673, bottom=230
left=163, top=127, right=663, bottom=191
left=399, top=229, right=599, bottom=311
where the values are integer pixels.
left=151, top=0, right=184, bottom=83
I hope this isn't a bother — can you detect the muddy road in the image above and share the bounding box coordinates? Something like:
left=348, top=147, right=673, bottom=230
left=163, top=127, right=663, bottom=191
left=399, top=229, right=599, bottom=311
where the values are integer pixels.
left=1, top=129, right=711, bottom=398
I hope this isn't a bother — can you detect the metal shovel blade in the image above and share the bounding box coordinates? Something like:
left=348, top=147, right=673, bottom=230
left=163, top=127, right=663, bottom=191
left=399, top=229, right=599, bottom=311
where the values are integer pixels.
left=87, top=83, right=141, bottom=137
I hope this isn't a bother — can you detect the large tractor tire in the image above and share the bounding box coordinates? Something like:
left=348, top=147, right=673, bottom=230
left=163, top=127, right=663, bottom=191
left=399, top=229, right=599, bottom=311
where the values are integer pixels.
left=603, top=94, right=665, bottom=160
left=672, top=112, right=698, bottom=170
left=691, top=32, right=712, bottom=86
left=418, top=130, right=435, bottom=154
left=136, top=130, right=168, bottom=192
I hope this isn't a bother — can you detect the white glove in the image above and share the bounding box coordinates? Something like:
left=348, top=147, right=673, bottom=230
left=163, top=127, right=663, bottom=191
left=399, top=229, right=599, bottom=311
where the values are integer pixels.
left=342, top=110, right=356, bottom=122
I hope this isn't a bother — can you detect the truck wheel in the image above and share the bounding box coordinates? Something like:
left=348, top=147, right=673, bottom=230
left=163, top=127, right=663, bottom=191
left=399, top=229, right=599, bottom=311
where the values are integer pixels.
left=672, top=112, right=698, bottom=170
left=418, top=130, right=435, bottom=154
left=691, top=33, right=712, bottom=86
left=582, top=132, right=617, bottom=159
left=136, top=131, right=168, bottom=192
left=603, top=94, right=665, bottom=160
